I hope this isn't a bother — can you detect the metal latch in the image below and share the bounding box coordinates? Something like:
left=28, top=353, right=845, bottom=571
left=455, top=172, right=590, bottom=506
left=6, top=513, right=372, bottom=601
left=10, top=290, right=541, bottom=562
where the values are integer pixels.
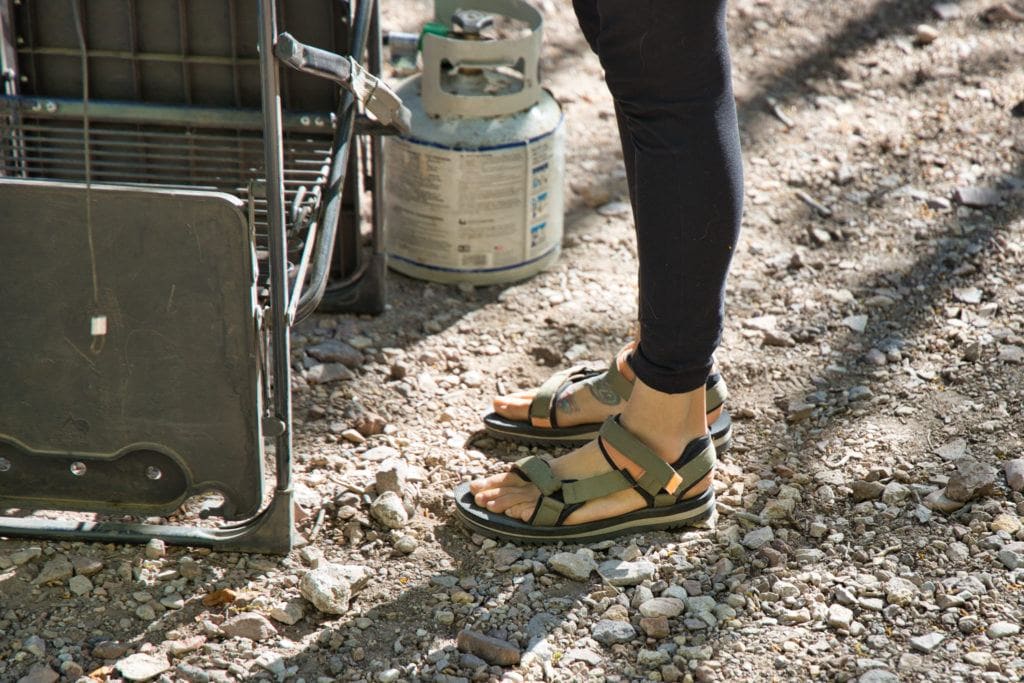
left=274, top=32, right=412, bottom=135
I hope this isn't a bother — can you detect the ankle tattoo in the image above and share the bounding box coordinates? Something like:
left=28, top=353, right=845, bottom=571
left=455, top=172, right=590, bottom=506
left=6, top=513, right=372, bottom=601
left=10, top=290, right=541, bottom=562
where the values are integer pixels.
left=557, top=394, right=581, bottom=415
left=586, top=375, right=622, bottom=406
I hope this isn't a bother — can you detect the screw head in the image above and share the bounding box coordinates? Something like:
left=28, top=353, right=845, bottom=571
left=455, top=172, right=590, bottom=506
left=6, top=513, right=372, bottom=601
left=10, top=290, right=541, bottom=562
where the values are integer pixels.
left=70, top=461, right=87, bottom=476
left=146, top=466, right=163, bottom=481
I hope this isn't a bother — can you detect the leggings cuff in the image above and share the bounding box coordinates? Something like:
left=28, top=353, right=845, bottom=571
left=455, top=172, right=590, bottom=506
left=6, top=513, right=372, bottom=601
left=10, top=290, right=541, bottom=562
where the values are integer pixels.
left=628, top=345, right=712, bottom=395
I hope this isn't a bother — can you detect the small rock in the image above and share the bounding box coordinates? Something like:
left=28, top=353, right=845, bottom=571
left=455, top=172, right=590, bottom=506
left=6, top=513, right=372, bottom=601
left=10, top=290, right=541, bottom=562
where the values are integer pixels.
left=915, top=24, right=939, bottom=44
left=986, top=621, right=1020, bottom=639
left=72, top=556, right=104, bottom=576
left=269, top=599, right=305, bottom=625
left=93, top=641, right=129, bottom=659
left=637, top=648, right=671, bottom=668
left=640, top=616, right=670, bottom=639
left=116, top=653, right=171, bottom=681
left=166, top=635, right=205, bottom=657
left=22, top=635, right=46, bottom=657
left=592, top=619, right=637, bottom=645
left=68, top=574, right=93, bottom=596
left=851, top=480, right=885, bottom=502
left=953, top=287, right=983, bottom=304
left=741, top=526, right=775, bottom=550
left=306, top=339, right=362, bottom=367
left=828, top=604, right=854, bottom=630
left=935, top=438, right=968, bottom=461
left=860, top=671, right=899, bottom=683
left=999, top=345, right=1024, bottom=364
left=456, top=630, right=522, bottom=666
left=954, top=186, right=1001, bottom=208
left=597, top=201, right=631, bottom=217
left=847, top=385, right=873, bottom=402
left=996, top=548, right=1021, bottom=570
left=924, top=489, right=965, bottom=513
left=964, top=651, right=993, bottom=667
left=1005, top=459, right=1024, bottom=491
left=639, top=597, right=685, bottom=619
left=10, top=547, right=42, bottom=565
left=352, top=411, right=387, bottom=437
left=991, top=513, right=1021, bottom=534
left=220, top=613, right=278, bottom=641
left=371, top=491, right=410, bottom=529
left=306, top=363, right=354, bottom=384
left=598, top=559, right=656, bottom=586
left=16, top=665, right=59, bottom=683
left=144, top=538, right=166, bottom=559
left=394, top=535, right=418, bottom=554
left=946, top=458, right=998, bottom=502
left=32, top=556, right=73, bottom=585
left=909, top=632, right=945, bottom=653
left=843, top=315, right=869, bottom=333
left=881, top=482, right=911, bottom=506
left=931, top=2, right=962, bottom=20
left=884, top=577, right=917, bottom=605
left=299, top=564, right=371, bottom=615
left=548, top=550, right=598, bottom=581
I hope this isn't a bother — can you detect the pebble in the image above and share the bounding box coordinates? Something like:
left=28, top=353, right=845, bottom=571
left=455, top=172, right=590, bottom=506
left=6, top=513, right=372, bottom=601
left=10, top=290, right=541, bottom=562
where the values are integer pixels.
left=456, top=630, right=522, bottom=666
left=991, top=513, right=1021, bottom=534
left=306, top=339, right=362, bottom=367
left=598, top=559, right=656, bottom=586
left=946, top=458, right=998, bottom=502
left=914, top=24, right=939, bottom=44
left=306, top=362, right=354, bottom=384
left=269, top=599, right=305, bottom=625
left=851, top=480, right=885, bottom=502
left=10, top=547, right=42, bottom=565
left=998, top=548, right=1023, bottom=570
left=885, top=578, right=917, bottom=605
left=741, top=526, right=775, bottom=549
left=220, top=613, right=278, bottom=641
left=954, top=186, right=1001, bottom=208
left=597, top=201, right=631, bottom=217
left=592, top=619, right=637, bottom=645
left=639, top=597, right=685, bottom=619
left=72, top=555, right=103, bottom=576
left=1004, top=459, right=1024, bottom=491
left=32, top=556, right=73, bottom=585
left=548, top=550, right=597, bottom=581
left=68, top=574, right=92, bottom=596
left=116, top=653, right=171, bottom=682
left=909, top=632, right=945, bottom=653
left=299, top=563, right=371, bottom=615
left=931, top=2, right=962, bottom=20
left=22, top=635, right=46, bottom=657
left=640, top=616, right=670, bottom=639
left=144, top=538, right=166, bottom=559
left=394, top=535, right=418, bottom=554
left=93, top=641, right=129, bottom=659
left=986, top=621, right=1020, bottom=639
left=924, top=489, right=964, bottom=513
left=881, top=482, right=911, bottom=506
left=16, top=665, right=58, bottom=683
left=371, top=491, right=410, bottom=529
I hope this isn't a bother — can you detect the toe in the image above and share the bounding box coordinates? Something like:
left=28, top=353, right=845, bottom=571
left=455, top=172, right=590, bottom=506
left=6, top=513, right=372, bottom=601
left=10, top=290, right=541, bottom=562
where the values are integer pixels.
left=485, top=488, right=539, bottom=514
left=505, top=501, right=537, bottom=522
left=469, top=470, right=526, bottom=495
left=492, top=391, right=533, bottom=421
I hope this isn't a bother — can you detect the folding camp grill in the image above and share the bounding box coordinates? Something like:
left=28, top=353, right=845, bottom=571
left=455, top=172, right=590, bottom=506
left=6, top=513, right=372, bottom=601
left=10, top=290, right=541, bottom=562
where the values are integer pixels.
left=0, top=0, right=409, bottom=553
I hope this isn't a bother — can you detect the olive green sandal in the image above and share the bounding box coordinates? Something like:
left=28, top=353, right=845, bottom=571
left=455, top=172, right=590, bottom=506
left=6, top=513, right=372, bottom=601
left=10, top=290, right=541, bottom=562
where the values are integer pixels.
left=454, top=416, right=717, bottom=544
left=482, top=356, right=732, bottom=451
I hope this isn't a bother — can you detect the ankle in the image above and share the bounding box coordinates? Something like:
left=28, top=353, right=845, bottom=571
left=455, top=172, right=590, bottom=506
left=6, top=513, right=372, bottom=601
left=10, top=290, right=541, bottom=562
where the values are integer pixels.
left=618, top=381, right=706, bottom=464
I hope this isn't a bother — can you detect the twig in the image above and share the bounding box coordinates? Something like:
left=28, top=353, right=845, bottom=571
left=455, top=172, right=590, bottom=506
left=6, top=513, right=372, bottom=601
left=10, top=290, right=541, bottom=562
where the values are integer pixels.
left=766, top=96, right=795, bottom=128
left=796, top=190, right=834, bottom=218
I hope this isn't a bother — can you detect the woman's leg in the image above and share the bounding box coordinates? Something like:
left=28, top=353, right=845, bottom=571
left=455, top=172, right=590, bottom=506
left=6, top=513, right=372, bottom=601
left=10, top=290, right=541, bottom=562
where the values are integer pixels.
left=470, top=0, right=741, bottom=525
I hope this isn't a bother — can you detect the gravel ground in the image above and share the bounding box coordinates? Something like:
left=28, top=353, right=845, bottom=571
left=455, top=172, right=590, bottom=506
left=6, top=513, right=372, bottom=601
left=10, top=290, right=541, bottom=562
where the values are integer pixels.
left=3, top=1, right=1024, bottom=682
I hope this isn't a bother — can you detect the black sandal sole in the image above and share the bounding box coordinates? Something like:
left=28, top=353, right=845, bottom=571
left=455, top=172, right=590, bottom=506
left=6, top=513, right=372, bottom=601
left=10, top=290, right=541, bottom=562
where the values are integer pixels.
left=453, top=483, right=715, bottom=544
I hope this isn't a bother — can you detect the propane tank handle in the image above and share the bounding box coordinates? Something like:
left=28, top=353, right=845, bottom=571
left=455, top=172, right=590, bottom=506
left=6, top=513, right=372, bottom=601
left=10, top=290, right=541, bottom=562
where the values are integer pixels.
left=451, top=9, right=494, bottom=38
left=422, top=0, right=544, bottom=118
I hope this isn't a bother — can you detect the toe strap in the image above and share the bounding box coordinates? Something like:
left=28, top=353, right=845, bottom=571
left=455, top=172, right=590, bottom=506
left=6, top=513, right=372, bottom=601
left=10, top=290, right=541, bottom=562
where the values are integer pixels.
left=528, top=364, right=591, bottom=429
left=512, top=456, right=562, bottom=497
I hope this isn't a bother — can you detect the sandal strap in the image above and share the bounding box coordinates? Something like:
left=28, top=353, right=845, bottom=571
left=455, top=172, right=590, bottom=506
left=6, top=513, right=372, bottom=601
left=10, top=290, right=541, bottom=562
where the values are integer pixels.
left=512, top=456, right=561, bottom=496
left=599, top=417, right=685, bottom=497
left=562, top=469, right=633, bottom=505
left=528, top=364, right=590, bottom=428
left=530, top=495, right=567, bottom=526
left=706, top=373, right=728, bottom=412
left=603, top=356, right=635, bottom=402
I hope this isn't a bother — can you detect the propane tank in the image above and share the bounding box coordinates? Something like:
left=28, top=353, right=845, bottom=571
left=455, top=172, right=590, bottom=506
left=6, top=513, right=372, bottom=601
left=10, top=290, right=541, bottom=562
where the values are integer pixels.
left=384, top=0, right=565, bottom=285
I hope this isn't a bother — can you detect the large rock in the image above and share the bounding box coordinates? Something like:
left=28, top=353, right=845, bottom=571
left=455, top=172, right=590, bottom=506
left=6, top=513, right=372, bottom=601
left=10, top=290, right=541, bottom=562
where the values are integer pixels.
left=299, top=563, right=371, bottom=615
left=548, top=550, right=598, bottom=581
left=946, top=458, right=998, bottom=502
left=33, top=556, right=73, bottom=585
left=1004, top=459, right=1024, bottom=492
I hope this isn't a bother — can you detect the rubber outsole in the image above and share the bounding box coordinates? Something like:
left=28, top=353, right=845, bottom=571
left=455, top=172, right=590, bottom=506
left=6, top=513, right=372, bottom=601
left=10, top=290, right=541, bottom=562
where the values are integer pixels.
left=453, top=482, right=715, bottom=544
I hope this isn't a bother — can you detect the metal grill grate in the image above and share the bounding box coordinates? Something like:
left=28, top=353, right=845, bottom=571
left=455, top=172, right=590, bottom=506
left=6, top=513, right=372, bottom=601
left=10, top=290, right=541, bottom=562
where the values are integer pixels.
left=0, top=102, right=334, bottom=242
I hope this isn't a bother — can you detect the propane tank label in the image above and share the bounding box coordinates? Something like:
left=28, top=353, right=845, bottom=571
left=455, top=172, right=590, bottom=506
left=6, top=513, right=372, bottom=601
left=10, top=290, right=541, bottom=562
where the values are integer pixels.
left=385, top=124, right=564, bottom=273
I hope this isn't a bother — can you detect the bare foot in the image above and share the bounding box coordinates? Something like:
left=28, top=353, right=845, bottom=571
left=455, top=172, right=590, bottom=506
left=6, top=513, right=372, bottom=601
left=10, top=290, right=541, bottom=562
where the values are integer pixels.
left=472, top=380, right=713, bottom=525
left=493, top=343, right=723, bottom=429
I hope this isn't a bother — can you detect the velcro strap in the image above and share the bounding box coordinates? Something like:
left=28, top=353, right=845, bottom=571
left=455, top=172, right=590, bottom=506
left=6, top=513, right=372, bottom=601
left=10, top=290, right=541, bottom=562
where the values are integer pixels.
left=599, top=417, right=683, bottom=497
left=673, top=443, right=716, bottom=497
left=530, top=496, right=565, bottom=526
left=603, top=357, right=634, bottom=401
left=706, top=374, right=728, bottom=413
left=512, top=456, right=561, bottom=496
left=529, top=365, right=586, bottom=428
left=561, top=470, right=632, bottom=504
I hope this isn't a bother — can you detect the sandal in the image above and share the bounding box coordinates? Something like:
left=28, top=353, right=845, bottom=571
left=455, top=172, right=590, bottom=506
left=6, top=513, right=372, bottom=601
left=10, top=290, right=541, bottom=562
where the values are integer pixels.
left=454, top=416, right=716, bottom=544
left=482, top=353, right=732, bottom=451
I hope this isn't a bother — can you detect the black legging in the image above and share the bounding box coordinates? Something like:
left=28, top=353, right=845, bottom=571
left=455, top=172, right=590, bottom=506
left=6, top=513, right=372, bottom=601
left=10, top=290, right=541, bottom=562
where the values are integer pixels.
left=572, top=0, right=743, bottom=394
